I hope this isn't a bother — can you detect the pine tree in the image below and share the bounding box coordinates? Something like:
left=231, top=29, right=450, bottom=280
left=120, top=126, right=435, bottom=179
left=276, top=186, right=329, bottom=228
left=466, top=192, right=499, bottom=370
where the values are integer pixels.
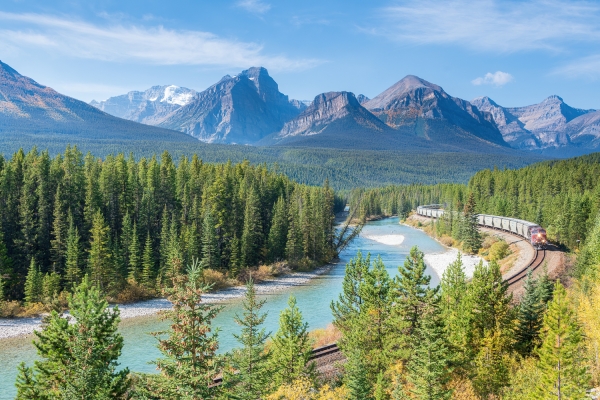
left=461, top=193, right=481, bottom=254
left=24, top=259, right=43, bottom=305
left=472, top=326, right=511, bottom=399
left=468, top=260, right=512, bottom=348
left=224, top=278, right=271, bottom=399
left=0, top=231, right=13, bottom=300
left=514, top=269, right=545, bottom=355
left=64, top=213, right=82, bottom=289
left=141, top=233, right=154, bottom=289
left=344, top=351, right=373, bottom=400
left=140, top=259, right=223, bottom=399
left=88, top=210, right=113, bottom=293
left=439, top=253, right=472, bottom=370
left=50, top=186, right=67, bottom=273
left=15, top=276, right=130, bottom=398
left=535, top=281, right=589, bottom=399
left=42, top=272, right=61, bottom=303
left=128, top=223, right=141, bottom=283
left=268, top=196, right=288, bottom=262
left=393, top=246, right=438, bottom=338
left=285, top=195, right=304, bottom=263
left=241, top=186, right=263, bottom=267
left=201, top=211, right=219, bottom=269
left=405, top=302, right=453, bottom=400
left=269, top=295, right=315, bottom=389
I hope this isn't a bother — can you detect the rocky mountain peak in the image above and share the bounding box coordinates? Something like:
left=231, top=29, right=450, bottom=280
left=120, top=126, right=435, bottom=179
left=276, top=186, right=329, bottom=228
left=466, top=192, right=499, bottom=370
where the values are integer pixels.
left=364, top=75, right=444, bottom=111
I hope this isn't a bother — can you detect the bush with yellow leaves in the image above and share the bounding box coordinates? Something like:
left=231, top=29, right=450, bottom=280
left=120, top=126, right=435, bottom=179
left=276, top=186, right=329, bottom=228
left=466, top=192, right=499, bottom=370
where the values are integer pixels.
left=266, top=377, right=347, bottom=400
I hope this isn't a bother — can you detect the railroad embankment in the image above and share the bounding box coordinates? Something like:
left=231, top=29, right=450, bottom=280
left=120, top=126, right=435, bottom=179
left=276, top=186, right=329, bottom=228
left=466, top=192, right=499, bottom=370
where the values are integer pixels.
left=405, top=213, right=566, bottom=299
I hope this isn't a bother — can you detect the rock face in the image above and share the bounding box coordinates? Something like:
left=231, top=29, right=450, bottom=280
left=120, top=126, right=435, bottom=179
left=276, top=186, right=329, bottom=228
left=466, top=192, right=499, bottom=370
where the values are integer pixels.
left=364, top=75, right=507, bottom=147
left=90, top=85, right=196, bottom=125
left=356, top=94, right=370, bottom=104
left=158, top=67, right=303, bottom=144
left=472, top=95, right=599, bottom=154
left=262, top=91, right=391, bottom=146
left=0, top=60, right=196, bottom=142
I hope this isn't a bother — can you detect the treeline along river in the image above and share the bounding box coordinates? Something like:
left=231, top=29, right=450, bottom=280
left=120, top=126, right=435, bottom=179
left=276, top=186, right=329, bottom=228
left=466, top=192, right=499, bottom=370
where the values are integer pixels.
left=0, top=217, right=448, bottom=398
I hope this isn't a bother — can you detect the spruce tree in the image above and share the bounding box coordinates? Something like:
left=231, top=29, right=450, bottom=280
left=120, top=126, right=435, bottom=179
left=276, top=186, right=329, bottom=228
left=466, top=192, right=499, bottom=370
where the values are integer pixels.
left=405, top=302, right=453, bottom=400
left=140, top=259, right=223, bottom=399
left=128, top=223, right=141, bottom=283
left=393, top=246, right=438, bottom=338
left=15, top=276, right=130, bottom=398
left=0, top=231, right=13, bottom=300
left=535, top=281, right=589, bottom=399
left=64, top=214, right=82, bottom=289
left=201, top=211, right=219, bottom=270
left=269, top=295, right=315, bottom=389
left=514, top=269, right=544, bottom=356
left=439, top=253, right=472, bottom=370
left=268, top=196, right=288, bottom=262
left=224, top=278, right=271, bottom=399
left=461, top=193, right=481, bottom=254
left=241, top=186, right=263, bottom=267
left=141, top=233, right=154, bottom=289
left=468, top=260, right=512, bottom=348
left=24, top=259, right=43, bottom=305
left=344, top=351, right=373, bottom=400
left=50, top=186, right=67, bottom=273
left=285, top=195, right=303, bottom=263
left=88, top=210, right=112, bottom=293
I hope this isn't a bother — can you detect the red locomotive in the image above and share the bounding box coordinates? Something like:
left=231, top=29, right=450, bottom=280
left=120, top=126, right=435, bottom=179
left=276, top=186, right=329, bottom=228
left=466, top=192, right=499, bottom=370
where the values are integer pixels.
left=529, top=226, right=547, bottom=249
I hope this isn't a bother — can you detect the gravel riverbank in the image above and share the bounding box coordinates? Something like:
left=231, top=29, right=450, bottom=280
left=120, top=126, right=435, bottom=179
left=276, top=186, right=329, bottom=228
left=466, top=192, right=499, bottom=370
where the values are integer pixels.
left=0, top=264, right=334, bottom=340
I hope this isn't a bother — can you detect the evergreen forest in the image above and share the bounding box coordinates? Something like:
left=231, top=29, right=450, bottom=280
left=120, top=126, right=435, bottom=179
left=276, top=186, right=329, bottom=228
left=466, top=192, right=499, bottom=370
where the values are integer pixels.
left=0, top=146, right=337, bottom=304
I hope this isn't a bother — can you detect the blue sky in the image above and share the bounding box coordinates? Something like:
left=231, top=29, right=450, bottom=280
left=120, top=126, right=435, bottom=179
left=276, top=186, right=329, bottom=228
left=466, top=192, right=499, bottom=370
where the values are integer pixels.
left=1, top=0, right=599, bottom=109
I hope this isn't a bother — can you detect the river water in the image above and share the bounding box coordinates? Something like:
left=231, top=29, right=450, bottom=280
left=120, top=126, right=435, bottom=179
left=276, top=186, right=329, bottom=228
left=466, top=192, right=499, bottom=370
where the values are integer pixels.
left=0, top=217, right=446, bottom=398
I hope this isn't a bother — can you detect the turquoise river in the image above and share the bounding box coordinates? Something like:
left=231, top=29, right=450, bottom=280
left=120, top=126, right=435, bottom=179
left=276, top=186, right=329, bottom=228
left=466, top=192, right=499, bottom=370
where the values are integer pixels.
left=0, top=217, right=447, bottom=398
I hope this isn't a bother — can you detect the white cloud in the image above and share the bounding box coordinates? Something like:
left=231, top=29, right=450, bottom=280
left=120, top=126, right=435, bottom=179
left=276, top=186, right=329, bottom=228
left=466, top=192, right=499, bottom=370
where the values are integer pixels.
left=374, top=0, right=600, bottom=53
left=235, top=0, right=271, bottom=14
left=472, top=71, right=514, bottom=87
left=552, top=55, right=600, bottom=80
left=0, top=11, right=319, bottom=71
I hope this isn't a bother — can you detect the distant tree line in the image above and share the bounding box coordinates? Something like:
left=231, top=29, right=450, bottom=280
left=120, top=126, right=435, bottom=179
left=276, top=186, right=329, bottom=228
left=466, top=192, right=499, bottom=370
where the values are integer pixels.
left=349, top=152, right=600, bottom=250
left=0, top=146, right=337, bottom=302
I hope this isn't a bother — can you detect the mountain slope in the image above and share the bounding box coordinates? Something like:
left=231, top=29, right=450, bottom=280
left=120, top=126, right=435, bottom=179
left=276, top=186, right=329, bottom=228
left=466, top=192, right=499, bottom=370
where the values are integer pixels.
left=472, top=95, right=598, bottom=155
left=259, top=90, right=513, bottom=153
left=0, top=60, right=197, bottom=143
left=364, top=75, right=507, bottom=148
left=90, top=85, right=196, bottom=125
left=158, top=67, right=302, bottom=144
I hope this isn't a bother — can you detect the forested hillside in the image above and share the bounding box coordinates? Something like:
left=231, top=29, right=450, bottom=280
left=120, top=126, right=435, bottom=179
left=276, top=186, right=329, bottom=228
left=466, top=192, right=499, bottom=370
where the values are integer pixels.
left=350, top=152, right=600, bottom=250
left=0, top=146, right=337, bottom=303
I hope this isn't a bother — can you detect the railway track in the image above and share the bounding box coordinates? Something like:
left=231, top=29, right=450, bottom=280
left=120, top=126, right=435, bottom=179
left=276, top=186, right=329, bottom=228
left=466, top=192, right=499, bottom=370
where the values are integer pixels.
left=504, top=247, right=548, bottom=286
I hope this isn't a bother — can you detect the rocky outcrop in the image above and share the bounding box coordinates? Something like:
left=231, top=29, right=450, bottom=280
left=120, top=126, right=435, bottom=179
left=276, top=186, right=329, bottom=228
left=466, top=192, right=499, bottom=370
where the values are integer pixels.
left=276, top=91, right=388, bottom=138
left=90, top=85, right=196, bottom=125
left=364, top=75, right=506, bottom=147
left=158, top=67, right=302, bottom=144
left=472, top=95, right=597, bottom=153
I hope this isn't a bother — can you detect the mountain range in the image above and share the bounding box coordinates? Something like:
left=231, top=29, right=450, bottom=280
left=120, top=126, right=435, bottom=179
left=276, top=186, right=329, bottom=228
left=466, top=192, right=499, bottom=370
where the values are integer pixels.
left=89, top=68, right=599, bottom=156
left=0, top=60, right=196, bottom=144
left=90, top=85, right=196, bottom=125
left=0, top=57, right=597, bottom=157
left=472, top=96, right=599, bottom=156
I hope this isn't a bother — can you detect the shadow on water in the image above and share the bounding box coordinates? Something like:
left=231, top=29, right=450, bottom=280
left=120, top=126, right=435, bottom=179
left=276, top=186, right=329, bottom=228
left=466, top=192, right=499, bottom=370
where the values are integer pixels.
left=0, top=217, right=447, bottom=398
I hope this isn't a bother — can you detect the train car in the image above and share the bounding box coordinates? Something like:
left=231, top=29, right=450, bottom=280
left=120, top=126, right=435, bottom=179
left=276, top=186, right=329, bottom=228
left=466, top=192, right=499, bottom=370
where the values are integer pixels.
left=416, top=205, right=549, bottom=249
left=529, top=226, right=548, bottom=249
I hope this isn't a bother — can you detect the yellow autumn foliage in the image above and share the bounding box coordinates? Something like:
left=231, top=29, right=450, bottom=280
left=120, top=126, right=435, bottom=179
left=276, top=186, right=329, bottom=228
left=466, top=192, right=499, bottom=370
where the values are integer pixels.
left=576, top=278, right=600, bottom=386
left=266, top=377, right=348, bottom=400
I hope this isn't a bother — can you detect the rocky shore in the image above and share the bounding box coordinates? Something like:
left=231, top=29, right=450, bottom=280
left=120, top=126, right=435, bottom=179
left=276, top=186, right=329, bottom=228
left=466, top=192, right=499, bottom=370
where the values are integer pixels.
left=0, top=265, right=334, bottom=340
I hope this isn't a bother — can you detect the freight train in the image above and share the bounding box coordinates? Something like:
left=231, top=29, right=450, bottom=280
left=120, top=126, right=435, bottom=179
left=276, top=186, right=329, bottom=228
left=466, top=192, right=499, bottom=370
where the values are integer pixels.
left=416, top=205, right=548, bottom=249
